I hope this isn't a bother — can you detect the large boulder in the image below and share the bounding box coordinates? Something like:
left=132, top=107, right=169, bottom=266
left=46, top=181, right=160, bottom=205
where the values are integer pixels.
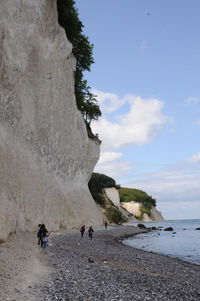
left=164, top=227, right=173, bottom=231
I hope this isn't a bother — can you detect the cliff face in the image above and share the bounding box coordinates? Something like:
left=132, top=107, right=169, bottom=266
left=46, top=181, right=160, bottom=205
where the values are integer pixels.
left=104, top=188, right=120, bottom=207
left=0, top=0, right=103, bottom=240
left=148, top=206, right=164, bottom=222
left=121, top=201, right=164, bottom=222
left=104, top=188, right=164, bottom=222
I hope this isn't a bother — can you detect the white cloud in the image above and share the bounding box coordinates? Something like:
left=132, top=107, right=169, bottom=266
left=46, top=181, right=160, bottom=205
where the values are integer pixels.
left=195, top=118, right=200, bottom=126
left=92, top=93, right=168, bottom=150
left=98, top=152, right=123, bottom=164
left=94, top=151, right=132, bottom=179
left=158, top=200, right=200, bottom=220
left=131, top=171, right=200, bottom=199
left=90, top=89, right=199, bottom=220
left=94, top=160, right=132, bottom=179
left=184, top=96, right=199, bottom=105
left=92, top=89, right=126, bottom=113
left=124, top=169, right=200, bottom=219
left=188, top=152, right=200, bottom=163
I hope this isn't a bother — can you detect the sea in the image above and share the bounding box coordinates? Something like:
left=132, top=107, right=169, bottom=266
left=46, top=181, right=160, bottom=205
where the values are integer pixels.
left=123, top=219, right=200, bottom=265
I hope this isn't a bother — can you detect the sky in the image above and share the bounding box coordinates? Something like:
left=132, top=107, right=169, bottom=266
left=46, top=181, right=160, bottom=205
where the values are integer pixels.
left=75, top=0, right=200, bottom=220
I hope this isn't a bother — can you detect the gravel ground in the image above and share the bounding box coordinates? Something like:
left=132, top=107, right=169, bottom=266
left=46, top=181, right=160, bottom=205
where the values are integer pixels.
left=39, top=226, right=200, bottom=301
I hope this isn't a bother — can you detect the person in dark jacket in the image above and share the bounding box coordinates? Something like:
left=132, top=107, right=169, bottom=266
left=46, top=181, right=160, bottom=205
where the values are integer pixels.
left=38, top=224, right=48, bottom=247
left=88, top=226, right=94, bottom=240
left=105, top=221, right=108, bottom=229
left=80, top=225, right=85, bottom=237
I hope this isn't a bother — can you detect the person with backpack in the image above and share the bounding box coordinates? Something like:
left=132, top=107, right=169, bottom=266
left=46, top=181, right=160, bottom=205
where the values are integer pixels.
left=38, top=224, right=48, bottom=247
left=80, top=225, right=85, bottom=237
left=88, top=226, right=94, bottom=240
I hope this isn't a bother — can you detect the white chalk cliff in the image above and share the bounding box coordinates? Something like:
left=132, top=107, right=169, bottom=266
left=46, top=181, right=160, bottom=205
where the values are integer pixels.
left=121, top=201, right=164, bottom=222
left=104, top=188, right=164, bottom=222
left=104, top=188, right=120, bottom=207
left=0, top=0, right=103, bottom=240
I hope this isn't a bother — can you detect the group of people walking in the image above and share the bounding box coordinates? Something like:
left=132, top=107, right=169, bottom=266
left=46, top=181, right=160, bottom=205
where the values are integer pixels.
left=37, top=221, right=108, bottom=248
left=80, top=225, right=94, bottom=239
left=80, top=221, right=108, bottom=240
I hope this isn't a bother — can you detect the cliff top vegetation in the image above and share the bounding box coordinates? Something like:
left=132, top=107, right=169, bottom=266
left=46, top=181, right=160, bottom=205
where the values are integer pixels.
left=119, top=187, right=156, bottom=206
left=119, top=187, right=157, bottom=218
left=88, top=173, right=126, bottom=224
left=57, top=0, right=101, bottom=133
left=88, top=173, right=157, bottom=221
left=88, top=173, right=118, bottom=207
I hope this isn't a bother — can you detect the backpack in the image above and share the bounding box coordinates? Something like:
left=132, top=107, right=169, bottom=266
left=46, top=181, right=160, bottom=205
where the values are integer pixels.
left=41, top=229, right=48, bottom=238
left=80, top=227, right=83, bottom=232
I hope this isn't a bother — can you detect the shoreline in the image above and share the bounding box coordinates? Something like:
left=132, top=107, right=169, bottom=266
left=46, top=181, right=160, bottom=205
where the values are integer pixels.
left=121, top=229, right=200, bottom=268
left=1, top=225, right=200, bottom=300
left=123, top=220, right=200, bottom=266
left=41, top=226, right=200, bottom=300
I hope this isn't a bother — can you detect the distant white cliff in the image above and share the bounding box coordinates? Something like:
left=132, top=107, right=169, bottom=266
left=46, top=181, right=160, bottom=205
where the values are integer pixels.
left=104, top=188, right=121, bottom=207
left=104, top=188, right=164, bottom=222
left=0, top=0, right=103, bottom=240
left=121, top=201, right=164, bottom=222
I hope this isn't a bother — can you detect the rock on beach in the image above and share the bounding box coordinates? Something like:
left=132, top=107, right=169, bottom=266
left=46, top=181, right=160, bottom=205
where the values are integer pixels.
left=39, top=226, right=200, bottom=301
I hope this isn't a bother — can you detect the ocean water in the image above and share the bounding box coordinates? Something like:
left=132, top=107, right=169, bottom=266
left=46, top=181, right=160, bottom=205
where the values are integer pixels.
left=123, top=219, right=200, bottom=265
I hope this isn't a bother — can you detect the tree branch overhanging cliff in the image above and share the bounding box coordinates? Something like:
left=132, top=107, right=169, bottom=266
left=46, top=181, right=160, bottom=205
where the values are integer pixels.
left=57, top=0, right=102, bottom=137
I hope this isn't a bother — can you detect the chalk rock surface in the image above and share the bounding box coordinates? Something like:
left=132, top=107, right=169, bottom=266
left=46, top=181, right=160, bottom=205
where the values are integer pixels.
left=0, top=0, right=103, bottom=240
left=121, top=201, right=142, bottom=217
left=104, top=188, right=120, bottom=207
left=104, top=188, right=164, bottom=222
left=121, top=201, right=164, bottom=222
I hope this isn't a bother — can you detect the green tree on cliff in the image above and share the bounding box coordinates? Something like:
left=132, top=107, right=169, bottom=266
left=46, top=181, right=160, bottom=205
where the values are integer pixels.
left=57, top=0, right=101, bottom=127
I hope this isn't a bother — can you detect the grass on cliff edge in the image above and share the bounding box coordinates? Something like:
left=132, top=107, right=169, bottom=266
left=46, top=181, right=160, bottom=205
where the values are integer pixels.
left=88, top=173, right=127, bottom=224
left=119, top=187, right=157, bottom=218
left=88, top=173, right=118, bottom=208
left=105, top=207, right=127, bottom=225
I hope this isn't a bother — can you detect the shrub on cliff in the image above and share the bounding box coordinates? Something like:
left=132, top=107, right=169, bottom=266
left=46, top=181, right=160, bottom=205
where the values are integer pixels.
left=57, top=0, right=101, bottom=127
left=119, top=187, right=156, bottom=206
left=119, top=187, right=156, bottom=218
left=88, top=173, right=117, bottom=207
left=105, top=207, right=127, bottom=225
left=88, top=173, right=127, bottom=224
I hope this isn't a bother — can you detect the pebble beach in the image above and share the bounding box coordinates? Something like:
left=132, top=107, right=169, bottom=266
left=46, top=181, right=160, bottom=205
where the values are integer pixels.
left=39, top=226, right=200, bottom=301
